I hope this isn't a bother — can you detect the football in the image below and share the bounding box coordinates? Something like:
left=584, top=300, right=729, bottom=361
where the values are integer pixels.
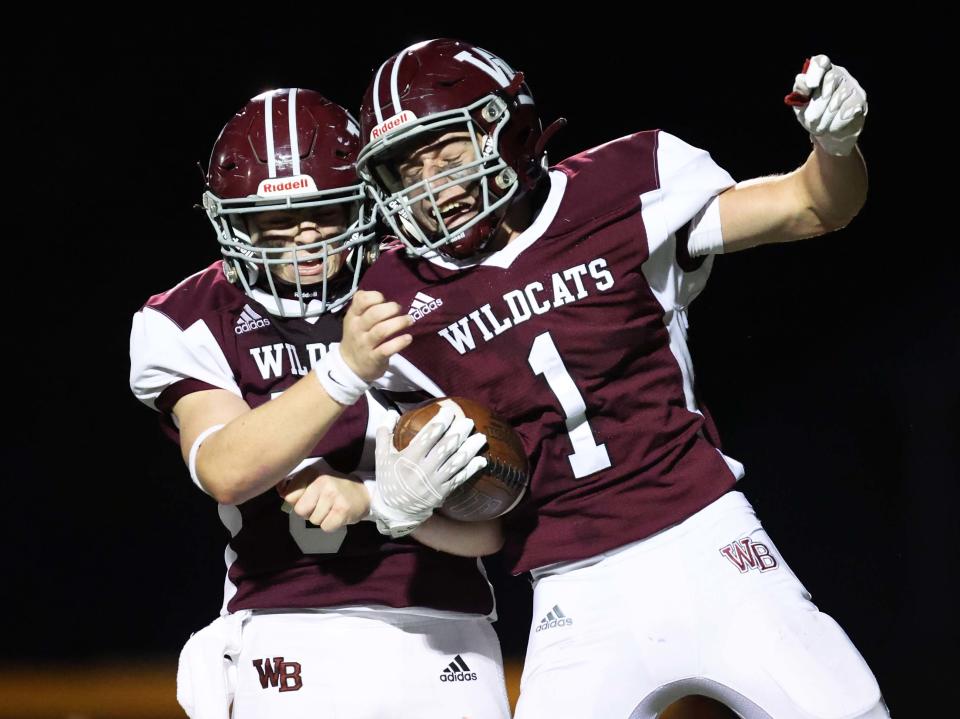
left=393, top=397, right=529, bottom=522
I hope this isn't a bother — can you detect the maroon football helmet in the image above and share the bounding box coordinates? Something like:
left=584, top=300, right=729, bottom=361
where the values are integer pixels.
left=356, top=39, right=548, bottom=259
left=203, top=88, right=375, bottom=317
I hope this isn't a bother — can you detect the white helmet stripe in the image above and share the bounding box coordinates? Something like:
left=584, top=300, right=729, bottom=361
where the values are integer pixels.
left=389, top=48, right=406, bottom=115
left=265, top=92, right=277, bottom=178
left=288, top=88, right=301, bottom=176
left=390, top=41, right=430, bottom=118
left=372, top=61, right=387, bottom=124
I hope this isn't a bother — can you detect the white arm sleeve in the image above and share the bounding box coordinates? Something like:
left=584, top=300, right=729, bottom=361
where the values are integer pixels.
left=652, top=131, right=734, bottom=248
left=641, top=131, right=735, bottom=308
left=687, top=195, right=724, bottom=257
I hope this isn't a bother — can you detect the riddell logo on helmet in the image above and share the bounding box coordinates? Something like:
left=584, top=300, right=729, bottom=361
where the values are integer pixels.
left=257, top=175, right=318, bottom=197
left=370, top=111, right=418, bottom=141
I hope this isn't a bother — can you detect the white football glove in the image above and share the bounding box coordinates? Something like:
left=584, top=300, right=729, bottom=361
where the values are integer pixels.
left=791, top=54, right=867, bottom=156
left=368, top=403, right=488, bottom=538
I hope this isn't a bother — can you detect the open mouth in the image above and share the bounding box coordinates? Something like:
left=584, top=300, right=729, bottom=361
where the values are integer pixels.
left=437, top=200, right=477, bottom=230
left=295, top=256, right=326, bottom=276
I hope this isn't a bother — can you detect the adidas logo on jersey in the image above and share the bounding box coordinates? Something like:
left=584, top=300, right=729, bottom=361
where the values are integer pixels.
left=439, top=654, right=477, bottom=682
left=535, top=604, right=573, bottom=632
left=235, top=305, right=272, bottom=335
left=408, top=292, right=443, bottom=321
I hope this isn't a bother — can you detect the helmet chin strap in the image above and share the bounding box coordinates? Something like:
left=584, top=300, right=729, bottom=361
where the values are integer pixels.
left=526, top=116, right=567, bottom=187
left=442, top=229, right=490, bottom=259
left=236, top=251, right=355, bottom=316
left=269, top=261, right=352, bottom=299
left=535, top=117, right=568, bottom=159
left=436, top=212, right=504, bottom=259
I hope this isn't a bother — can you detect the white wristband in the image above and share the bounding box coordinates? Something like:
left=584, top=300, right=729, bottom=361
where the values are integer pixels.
left=314, top=343, right=372, bottom=406
left=188, top=423, right=226, bottom=493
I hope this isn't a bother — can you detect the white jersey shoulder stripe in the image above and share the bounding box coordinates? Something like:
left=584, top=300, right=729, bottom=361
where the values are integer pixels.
left=130, top=306, right=242, bottom=411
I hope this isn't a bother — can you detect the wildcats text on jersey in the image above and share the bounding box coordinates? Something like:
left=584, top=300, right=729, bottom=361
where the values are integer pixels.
left=249, top=342, right=332, bottom=380
left=436, top=258, right=614, bottom=355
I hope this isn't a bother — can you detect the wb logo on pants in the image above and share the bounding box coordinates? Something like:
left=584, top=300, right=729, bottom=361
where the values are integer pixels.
left=253, top=657, right=303, bottom=692
left=719, top=538, right=779, bottom=573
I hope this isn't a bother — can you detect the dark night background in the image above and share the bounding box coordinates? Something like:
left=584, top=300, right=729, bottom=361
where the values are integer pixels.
left=5, top=12, right=955, bottom=717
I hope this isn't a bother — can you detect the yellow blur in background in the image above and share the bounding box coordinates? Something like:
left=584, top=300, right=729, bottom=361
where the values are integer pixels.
left=0, top=660, right=735, bottom=718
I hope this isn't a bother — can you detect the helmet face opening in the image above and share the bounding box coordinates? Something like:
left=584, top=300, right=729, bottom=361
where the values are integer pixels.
left=358, top=40, right=545, bottom=260
left=204, top=88, right=375, bottom=317
left=358, top=97, right=518, bottom=258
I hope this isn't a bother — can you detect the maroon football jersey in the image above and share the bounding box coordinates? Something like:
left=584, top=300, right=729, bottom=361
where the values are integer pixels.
left=130, top=261, right=493, bottom=614
left=363, top=131, right=743, bottom=574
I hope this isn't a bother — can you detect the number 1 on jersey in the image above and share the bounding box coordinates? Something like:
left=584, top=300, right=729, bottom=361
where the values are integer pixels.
left=528, top=332, right=611, bottom=478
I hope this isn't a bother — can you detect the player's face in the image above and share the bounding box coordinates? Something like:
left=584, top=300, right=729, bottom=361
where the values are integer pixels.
left=394, top=131, right=483, bottom=235
left=247, top=206, right=348, bottom=285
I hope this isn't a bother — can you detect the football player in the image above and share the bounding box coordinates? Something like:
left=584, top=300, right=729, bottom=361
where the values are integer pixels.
left=130, top=88, right=511, bottom=719
left=356, top=41, right=888, bottom=719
